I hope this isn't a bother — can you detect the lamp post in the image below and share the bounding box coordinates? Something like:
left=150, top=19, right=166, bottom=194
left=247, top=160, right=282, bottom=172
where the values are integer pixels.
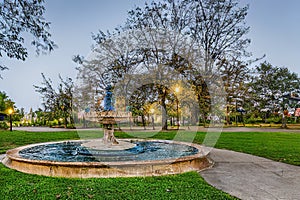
left=174, top=86, right=180, bottom=130
left=7, top=108, right=13, bottom=132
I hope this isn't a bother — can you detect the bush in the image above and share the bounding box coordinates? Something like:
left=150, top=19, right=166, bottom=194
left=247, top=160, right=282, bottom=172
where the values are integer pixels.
left=266, top=117, right=281, bottom=124
left=245, top=116, right=263, bottom=124
left=0, top=121, right=8, bottom=130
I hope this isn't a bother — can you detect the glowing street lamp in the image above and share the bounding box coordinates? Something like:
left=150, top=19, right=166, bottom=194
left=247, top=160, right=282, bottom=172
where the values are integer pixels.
left=7, top=108, right=13, bottom=132
left=175, top=87, right=180, bottom=93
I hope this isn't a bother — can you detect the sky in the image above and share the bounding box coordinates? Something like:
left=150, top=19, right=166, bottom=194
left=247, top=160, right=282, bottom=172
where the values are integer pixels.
left=1, top=0, right=300, bottom=112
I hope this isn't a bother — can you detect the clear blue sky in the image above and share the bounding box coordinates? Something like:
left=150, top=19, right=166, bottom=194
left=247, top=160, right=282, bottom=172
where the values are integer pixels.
left=1, top=0, right=300, bottom=111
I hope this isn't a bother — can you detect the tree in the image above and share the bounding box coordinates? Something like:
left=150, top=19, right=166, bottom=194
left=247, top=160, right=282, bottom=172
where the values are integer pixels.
left=0, top=91, right=14, bottom=112
left=34, top=73, right=74, bottom=128
left=0, top=91, right=21, bottom=129
left=249, top=62, right=300, bottom=127
left=75, top=0, right=250, bottom=131
left=217, top=56, right=251, bottom=125
left=0, top=0, right=56, bottom=76
left=125, top=0, right=250, bottom=126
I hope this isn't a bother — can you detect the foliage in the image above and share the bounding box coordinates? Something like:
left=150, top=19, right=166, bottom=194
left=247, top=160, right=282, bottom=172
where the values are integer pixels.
left=0, top=121, right=8, bottom=130
left=249, top=62, right=300, bottom=117
left=75, top=0, right=250, bottom=130
left=34, top=73, right=74, bottom=128
left=126, top=0, right=250, bottom=59
left=0, top=0, right=56, bottom=76
left=265, top=116, right=282, bottom=124
left=0, top=91, right=14, bottom=112
left=217, top=56, right=251, bottom=125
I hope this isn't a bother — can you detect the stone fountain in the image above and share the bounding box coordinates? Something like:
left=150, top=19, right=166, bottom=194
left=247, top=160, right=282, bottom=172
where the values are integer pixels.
left=2, top=86, right=211, bottom=178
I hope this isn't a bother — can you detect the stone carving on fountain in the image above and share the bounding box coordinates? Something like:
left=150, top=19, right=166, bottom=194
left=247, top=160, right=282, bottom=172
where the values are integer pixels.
left=96, top=85, right=130, bottom=146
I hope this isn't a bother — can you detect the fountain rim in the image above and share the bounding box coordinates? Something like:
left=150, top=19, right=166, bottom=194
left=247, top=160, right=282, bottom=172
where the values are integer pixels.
left=4, top=139, right=206, bottom=167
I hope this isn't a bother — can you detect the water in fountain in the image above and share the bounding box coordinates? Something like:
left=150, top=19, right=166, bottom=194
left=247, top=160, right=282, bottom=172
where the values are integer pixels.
left=19, top=141, right=199, bottom=162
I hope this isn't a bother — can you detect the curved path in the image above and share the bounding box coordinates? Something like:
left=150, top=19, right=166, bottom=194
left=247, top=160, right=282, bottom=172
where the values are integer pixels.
left=200, top=148, right=300, bottom=200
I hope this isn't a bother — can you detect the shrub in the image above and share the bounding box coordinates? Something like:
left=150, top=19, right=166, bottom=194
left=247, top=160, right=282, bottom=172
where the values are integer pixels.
left=0, top=121, right=9, bottom=130
left=245, top=116, right=264, bottom=124
left=266, top=117, right=282, bottom=124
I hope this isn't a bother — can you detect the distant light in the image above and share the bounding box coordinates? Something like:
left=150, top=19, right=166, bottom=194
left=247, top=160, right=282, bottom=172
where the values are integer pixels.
left=7, top=108, right=13, bottom=115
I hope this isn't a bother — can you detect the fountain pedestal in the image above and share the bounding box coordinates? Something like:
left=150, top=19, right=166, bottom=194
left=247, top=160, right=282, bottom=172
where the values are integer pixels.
left=102, top=117, right=118, bottom=145
left=96, top=111, right=132, bottom=148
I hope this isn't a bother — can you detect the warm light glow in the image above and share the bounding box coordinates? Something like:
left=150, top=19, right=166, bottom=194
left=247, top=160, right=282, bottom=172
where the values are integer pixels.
left=150, top=108, right=155, bottom=113
left=7, top=108, right=13, bottom=115
left=174, top=86, right=180, bottom=93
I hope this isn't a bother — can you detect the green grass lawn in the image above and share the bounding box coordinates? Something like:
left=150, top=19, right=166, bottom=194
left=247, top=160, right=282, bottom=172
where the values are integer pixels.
left=1, top=129, right=300, bottom=165
left=0, top=129, right=237, bottom=200
left=0, top=167, right=235, bottom=200
left=151, top=130, right=300, bottom=166
left=1, top=128, right=300, bottom=199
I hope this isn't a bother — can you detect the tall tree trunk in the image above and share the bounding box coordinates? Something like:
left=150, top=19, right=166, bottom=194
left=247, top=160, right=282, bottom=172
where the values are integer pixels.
left=159, top=88, right=168, bottom=130
left=226, top=105, right=230, bottom=126
left=161, top=102, right=168, bottom=130
left=141, top=114, right=146, bottom=130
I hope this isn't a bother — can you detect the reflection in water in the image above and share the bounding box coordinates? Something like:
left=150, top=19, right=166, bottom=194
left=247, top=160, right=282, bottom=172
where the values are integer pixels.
left=19, top=141, right=198, bottom=162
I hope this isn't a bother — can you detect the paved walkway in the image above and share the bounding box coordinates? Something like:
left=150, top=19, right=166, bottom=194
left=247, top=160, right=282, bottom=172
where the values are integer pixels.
left=200, top=148, right=300, bottom=200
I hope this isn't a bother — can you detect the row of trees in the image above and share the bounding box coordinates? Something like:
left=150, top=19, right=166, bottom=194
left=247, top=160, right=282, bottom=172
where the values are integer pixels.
left=1, top=0, right=299, bottom=130
left=71, top=0, right=300, bottom=129
left=11, top=60, right=298, bottom=129
left=223, top=62, right=300, bottom=126
left=74, top=0, right=250, bottom=130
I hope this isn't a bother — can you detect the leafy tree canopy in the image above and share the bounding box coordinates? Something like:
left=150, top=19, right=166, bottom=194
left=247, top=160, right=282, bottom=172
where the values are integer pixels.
left=0, top=0, right=56, bottom=76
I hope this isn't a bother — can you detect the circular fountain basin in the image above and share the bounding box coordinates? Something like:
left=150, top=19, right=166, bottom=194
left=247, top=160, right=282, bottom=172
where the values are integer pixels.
left=2, top=139, right=211, bottom=178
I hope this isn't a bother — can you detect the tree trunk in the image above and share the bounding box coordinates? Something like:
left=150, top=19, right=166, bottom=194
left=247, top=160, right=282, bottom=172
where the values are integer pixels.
left=226, top=105, right=230, bottom=126
left=141, top=115, right=146, bottom=130
left=161, top=103, right=168, bottom=130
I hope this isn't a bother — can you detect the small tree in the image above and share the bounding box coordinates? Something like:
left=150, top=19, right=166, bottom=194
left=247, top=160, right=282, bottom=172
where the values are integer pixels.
left=250, top=62, right=300, bottom=127
left=217, top=56, right=251, bottom=125
left=34, top=74, right=74, bottom=128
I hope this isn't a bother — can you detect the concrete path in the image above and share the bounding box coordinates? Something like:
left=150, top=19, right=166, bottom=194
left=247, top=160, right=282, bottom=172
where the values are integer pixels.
left=200, top=148, right=300, bottom=200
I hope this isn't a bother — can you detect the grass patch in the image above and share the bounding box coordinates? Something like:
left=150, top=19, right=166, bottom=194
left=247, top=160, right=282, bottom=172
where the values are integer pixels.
left=0, top=129, right=238, bottom=199
left=0, top=165, right=236, bottom=200
left=143, top=130, right=300, bottom=166
left=213, top=131, right=300, bottom=166
left=2, top=129, right=300, bottom=165
left=1, top=128, right=300, bottom=199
